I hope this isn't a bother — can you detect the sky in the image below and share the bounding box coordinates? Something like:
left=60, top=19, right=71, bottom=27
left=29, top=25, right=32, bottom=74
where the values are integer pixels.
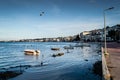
left=0, top=0, right=120, bottom=40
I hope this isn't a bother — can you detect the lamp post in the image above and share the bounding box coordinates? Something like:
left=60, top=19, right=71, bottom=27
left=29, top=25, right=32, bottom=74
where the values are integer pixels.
left=104, top=7, right=114, bottom=55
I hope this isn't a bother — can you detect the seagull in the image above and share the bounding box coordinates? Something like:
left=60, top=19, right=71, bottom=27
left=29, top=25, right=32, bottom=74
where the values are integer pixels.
left=40, top=12, right=45, bottom=16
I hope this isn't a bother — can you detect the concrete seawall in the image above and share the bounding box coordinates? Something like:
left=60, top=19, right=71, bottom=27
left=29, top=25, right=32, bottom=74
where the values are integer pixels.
left=102, top=47, right=111, bottom=80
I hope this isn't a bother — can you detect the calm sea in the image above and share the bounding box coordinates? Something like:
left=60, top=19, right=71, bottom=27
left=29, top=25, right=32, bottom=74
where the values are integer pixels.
left=0, top=42, right=101, bottom=80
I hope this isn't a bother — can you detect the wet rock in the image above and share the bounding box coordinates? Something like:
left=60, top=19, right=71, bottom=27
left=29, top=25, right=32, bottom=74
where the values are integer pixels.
left=0, top=71, right=22, bottom=79
left=92, top=61, right=102, bottom=77
left=84, top=59, right=88, bottom=61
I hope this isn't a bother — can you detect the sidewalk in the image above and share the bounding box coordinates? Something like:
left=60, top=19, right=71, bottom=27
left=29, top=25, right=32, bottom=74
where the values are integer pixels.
left=106, top=42, right=120, bottom=80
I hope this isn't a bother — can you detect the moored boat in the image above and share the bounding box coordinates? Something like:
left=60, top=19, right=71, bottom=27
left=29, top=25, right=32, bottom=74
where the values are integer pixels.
left=24, top=49, right=40, bottom=56
left=51, top=48, right=60, bottom=50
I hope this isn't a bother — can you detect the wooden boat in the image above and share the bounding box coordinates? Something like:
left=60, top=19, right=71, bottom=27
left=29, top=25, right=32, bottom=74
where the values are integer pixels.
left=51, top=48, right=60, bottom=50
left=24, top=49, right=40, bottom=56
left=52, top=53, right=64, bottom=57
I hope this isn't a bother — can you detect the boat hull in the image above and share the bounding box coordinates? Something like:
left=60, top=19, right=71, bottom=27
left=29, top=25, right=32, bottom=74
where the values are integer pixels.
left=24, top=50, right=40, bottom=56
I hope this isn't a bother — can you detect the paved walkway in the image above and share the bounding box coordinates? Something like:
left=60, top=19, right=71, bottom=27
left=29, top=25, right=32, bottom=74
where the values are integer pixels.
left=106, top=42, right=120, bottom=80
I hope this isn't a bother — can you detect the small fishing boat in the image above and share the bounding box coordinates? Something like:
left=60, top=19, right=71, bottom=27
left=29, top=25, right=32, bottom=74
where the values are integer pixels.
left=51, top=48, right=60, bottom=50
left=24, top=49, right=40, bottom=56
left=52, top=53, right=64, bottom=57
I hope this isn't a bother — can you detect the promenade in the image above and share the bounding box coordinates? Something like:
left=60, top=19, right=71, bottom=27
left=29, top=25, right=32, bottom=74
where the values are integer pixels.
left=106, top=42, right=120, bottom=80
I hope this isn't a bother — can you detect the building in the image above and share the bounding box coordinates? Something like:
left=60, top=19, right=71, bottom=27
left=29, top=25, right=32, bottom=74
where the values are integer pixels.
left=80, top=31, right=91, bottom=41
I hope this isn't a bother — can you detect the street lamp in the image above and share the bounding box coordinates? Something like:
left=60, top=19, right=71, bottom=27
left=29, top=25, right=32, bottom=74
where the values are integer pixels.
left=103, top=7, right=114, bottom=55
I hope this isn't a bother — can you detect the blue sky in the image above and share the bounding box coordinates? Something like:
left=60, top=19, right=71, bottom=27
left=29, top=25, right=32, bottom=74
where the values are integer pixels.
left=0, top=0, right=120, bottom=40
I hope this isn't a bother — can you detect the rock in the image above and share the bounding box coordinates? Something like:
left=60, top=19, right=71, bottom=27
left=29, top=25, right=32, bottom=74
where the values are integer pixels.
left=85, top=59, right=88, bottom=61
left=92, top=61, right=102, bottom=77
left=0, top=71, right=22, bottom=79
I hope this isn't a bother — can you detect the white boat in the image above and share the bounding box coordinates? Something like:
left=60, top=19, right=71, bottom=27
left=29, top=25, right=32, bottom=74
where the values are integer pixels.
left=24, top=49, right=40, bottom=56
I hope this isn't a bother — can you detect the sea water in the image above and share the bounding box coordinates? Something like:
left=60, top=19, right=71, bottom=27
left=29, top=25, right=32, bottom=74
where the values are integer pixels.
left=0, top=42, right=102, bottom=80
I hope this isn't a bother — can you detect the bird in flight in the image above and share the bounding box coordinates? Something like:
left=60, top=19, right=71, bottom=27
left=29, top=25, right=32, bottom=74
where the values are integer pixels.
left=40, top=12, right=45, bottom=16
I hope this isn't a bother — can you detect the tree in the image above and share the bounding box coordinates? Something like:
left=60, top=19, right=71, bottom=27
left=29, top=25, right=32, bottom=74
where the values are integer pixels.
left=108, top=30, right=116, bottom=40
left=74, top=34, right=80, bottom=41
left=116, top=30, right=120, bottom=40
left=106, top=26, right=110, bottom=29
